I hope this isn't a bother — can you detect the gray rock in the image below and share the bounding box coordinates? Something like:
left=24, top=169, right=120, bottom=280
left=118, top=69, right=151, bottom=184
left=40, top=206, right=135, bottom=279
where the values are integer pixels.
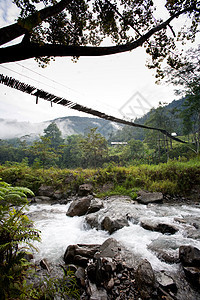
left=99, top=238, right=122, bottom=258
left=78, top=184, right=93, bottom=196
left=87, top=281, right=108, bottom=300
left=101, top=216, right=129, bottom=234
left=179, top=245, right=200, bottom=267
left=53, top=189, right=63, bottom=200
left=85, top=215, right=100, bottom=230
left=183, top=266, right=200, bottom=287
left=75, top=267, right=86, bottom=287
left=40, top=258, right=51, bottom=273
left=156, top=271, right=177, bottom=293
left=66, top=196, right=92, bottom=217
left=137, top=190, right=163, bottom=204
left=38, top=184, right=54, bottom=197
left=141, top=219, right=178, bottom=235
left=64, top=244, right=100, bottom=267
left=33, top=196, right=52, bottom=203
left=87, top=198, right=104, bottom=214
left=135, top=259, right=156, bottom=299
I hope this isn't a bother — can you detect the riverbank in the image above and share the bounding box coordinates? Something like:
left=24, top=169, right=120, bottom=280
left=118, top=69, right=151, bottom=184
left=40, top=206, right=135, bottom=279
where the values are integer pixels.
left=1, top=157, right=200, bottom=199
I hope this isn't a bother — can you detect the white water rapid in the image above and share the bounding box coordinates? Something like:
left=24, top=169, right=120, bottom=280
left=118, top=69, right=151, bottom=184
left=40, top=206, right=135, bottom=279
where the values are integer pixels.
left=27, top=201, right=200, bottom=272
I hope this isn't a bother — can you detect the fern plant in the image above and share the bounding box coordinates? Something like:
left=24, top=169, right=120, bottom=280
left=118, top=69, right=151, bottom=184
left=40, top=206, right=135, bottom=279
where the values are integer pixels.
left=0, top=178, right=41, bottom=299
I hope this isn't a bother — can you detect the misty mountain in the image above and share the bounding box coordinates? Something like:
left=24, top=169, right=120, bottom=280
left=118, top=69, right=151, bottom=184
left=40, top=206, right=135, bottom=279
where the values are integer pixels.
left=0, top=116, right=122, bottom=140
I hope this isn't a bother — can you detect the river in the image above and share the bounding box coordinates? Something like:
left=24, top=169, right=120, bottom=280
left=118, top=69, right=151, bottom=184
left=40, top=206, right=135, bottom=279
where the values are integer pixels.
left=27, top=198, right=200, bottom=273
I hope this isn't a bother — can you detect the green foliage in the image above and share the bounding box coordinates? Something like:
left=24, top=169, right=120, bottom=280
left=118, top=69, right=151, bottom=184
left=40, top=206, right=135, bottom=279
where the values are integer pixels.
left=61, top=135, right=83, bottom=169
left=43, top=122, right=64, bottom=150
left=97, top=185, right=138, bottom=200
left=0, top=179, right=40, bottom=299
left=31, top=136, right=60, bottom=169
left=163, top=45, right=200, bottom=153
left=79, top=128, right=108, bottom=168
left=1, top=157, right=200, bottom=197
left=2, top=0, right=199, bottom=72
left=0, top=178, right=80, bottom=299
left=28, top=268, right=80, bottom=300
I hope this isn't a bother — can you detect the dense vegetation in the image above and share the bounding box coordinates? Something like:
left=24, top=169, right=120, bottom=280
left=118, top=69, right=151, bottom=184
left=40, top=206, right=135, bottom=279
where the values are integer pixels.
left=0, top=98, right=198, bottom=169
left=0, top=179, right=79, bottom=299
left=0, top=157, right=200, bottom=197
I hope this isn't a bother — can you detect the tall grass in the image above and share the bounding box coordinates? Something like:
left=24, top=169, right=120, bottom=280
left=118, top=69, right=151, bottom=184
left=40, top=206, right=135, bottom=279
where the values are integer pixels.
left=0, top=157, right=200, bottom=196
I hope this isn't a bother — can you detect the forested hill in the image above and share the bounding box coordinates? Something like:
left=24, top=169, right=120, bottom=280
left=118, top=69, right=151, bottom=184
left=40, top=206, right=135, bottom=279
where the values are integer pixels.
left=110, top=98, right=185, bottom=142
left=0, top=98, right=185, bottom=142
left=0, top=116, right=122, bottom=140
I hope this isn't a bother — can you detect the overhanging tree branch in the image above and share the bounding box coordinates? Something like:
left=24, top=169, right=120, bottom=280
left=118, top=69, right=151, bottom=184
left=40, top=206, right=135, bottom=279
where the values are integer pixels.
left=0, top=0, right=73, bottom=46
left=0, top=5, right=195, bottom=64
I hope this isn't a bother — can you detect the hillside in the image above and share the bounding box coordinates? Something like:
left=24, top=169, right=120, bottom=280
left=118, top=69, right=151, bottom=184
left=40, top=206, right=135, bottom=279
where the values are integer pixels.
left=0, top=116, right=122, bottom=140
left=110, top=98, right=185, bottom=142
left=0, top=98, right=186, bottom=142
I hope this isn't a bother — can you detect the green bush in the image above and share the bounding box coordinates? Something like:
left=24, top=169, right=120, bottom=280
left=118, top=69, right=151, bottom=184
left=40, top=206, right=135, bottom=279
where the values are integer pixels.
left=0, top=179, right=80, bottom=299
left=0, top=179, right=40, bottom=299
left=29, top=269, right=80, bottom=300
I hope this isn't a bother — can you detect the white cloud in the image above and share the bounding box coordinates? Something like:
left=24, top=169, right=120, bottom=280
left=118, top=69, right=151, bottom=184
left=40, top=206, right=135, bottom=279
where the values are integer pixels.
left=0, top=0, right=20, bottom=27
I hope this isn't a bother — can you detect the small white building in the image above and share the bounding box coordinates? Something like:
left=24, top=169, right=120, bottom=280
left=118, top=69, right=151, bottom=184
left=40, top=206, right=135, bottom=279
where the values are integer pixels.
left=111, top=142, right=128, bottom=146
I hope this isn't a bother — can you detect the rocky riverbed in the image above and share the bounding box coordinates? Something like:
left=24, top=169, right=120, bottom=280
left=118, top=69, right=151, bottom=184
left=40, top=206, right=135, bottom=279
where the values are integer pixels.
left=27, top=186, right=200, bottom=299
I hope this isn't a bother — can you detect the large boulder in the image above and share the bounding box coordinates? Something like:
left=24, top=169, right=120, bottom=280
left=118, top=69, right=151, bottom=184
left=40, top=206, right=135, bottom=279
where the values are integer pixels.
left=179, top=245, right=200, bottom=267
left=99, top=238, right=122, bottom=259
left=101, top=216, right=129, bottom=234
left=66, top=196, right=92, bottom=217
left=141, top=219, right=178, bottom=235
left=179, top=245, right=200, bottom=288
left=38, top=185, right=54, bottom=197
left=137, top=190, right=163, bottom=204
left=182, top=266, right=200, bottom=288
left=64, top=244, right=100, bottom=267
left=85, top=214, right=100, bottom=229
left=87, top=198, right=104, bottom=214
left=155, top=271, right=177, bottom=294
left=135, top=259, right=156, bottom=299
left=148, top=237, right=180, bottom=264
left=78, top=184, right=93, bottom=196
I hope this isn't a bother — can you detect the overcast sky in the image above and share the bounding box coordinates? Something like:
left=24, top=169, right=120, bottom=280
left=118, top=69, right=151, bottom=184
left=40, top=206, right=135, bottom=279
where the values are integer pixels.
left=0, top=0, right=185, bottom=123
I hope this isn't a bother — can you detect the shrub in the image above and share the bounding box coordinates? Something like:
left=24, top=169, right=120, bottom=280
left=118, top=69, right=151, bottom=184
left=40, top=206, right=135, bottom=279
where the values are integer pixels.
left=0, top=179, right=40, bottom=299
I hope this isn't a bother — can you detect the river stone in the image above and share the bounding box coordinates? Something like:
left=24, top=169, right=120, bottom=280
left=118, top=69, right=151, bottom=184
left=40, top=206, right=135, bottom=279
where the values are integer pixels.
left=141, top=219, right=178, bottom=235
left=66, top=196, right=92, bottom=217
left=33, top=196, right=52, bottom=203
left=40, top=258, right=51, bottom=272
left=183, top=266, right=200, bottom=287
left=135, top=259, right=156, bottom=299
left=87, top=281, right=108, bottom=300
left=99, top=238, right=122, bottom=258
left=85, top=214, right=99, bottom=229
left=179, top=245, right=200, bottom=267
left=38, top=184, right=54, bottom=197
left=155, top=271, right=177, bottom=293
left=101, top=216, right=129, bottom=234
left=64, top=244, right=100, bottom=267
left=137, top=190, right=163, bottom=204
left=87, top=198, right=104, bottom=214
left=78, top=184, right=93, bottom=196
left=75, top=266, right=86, bottom=287
left=53, top=189, right=63, bottom=200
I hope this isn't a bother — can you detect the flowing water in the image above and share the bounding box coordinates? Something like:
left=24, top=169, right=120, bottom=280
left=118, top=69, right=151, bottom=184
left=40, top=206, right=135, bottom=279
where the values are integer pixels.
left=27, top=199, right=200, bottom=272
